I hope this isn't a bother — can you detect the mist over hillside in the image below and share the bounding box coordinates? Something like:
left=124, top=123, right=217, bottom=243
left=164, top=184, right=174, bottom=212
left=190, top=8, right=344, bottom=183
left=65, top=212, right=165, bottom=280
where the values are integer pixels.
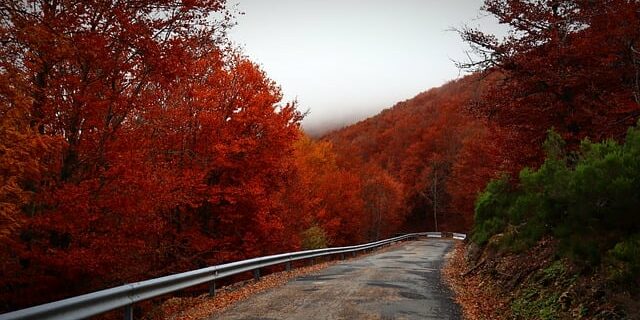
left=300, top=88, right=441, bottom=138
left=301, top=107, right=383, bottom=138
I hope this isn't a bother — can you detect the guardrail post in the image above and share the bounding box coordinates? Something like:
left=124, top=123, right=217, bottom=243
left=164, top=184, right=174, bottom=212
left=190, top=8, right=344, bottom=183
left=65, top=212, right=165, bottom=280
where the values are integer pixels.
left=253, top=269, right=260, bottom=281
left=341, top=253, right=345, bottom=260
left=285, top=261, right=291, bottom=271
left=209, top=281, right=216, bottom=297
left=124, top=304, right=133, bottom=320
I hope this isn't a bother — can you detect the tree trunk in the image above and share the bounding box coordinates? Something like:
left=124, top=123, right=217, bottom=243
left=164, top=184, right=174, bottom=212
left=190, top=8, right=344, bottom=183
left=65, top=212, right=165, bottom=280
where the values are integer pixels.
left=433, top=170, right=438, bottom=232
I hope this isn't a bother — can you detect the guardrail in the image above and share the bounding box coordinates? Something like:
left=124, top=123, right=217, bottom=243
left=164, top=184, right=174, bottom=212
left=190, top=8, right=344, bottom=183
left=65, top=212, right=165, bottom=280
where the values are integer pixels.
left=0, top=231, right=465, bottom=320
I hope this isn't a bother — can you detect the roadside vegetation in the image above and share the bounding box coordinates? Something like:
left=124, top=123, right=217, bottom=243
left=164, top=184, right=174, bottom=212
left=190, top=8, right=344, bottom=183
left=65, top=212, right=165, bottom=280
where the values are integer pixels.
left=446, top=123, right=640, bottom=319
left=442, top=0, right=640, bottom=318
left=474, top=123, right=640, bottom=285
left=2, top=0, right=640, bottom=318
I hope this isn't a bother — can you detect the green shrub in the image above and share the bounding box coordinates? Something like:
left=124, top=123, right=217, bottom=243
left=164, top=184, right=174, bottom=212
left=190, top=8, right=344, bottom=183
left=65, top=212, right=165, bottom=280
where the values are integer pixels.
left=472, top=176, right=513, bottom=245
left=606, top=234, right=640, bottom=286
left=472, top=121, right=640, bottom=271
left=541, top=260, right=567, bottom=283
left=301, top=225, right=329, bottom=249
left=511, top=287, right=560, bottom=320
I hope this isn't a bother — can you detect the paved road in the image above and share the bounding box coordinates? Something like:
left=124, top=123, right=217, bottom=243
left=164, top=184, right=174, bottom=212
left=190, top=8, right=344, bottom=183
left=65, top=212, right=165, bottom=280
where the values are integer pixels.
left=210, top=239, right=461, bottom=320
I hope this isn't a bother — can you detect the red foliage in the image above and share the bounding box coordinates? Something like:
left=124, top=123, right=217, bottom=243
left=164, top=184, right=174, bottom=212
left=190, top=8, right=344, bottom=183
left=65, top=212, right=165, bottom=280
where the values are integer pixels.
left=275, top=137, right=369, bottom=246
left=360, top=164, right=405, bottom=240
left=4, top=0, right=637, bottom=314
left=326, top=75, right=509, bottom=234
left=0, top=0, right=304, bottom=311
left=0, top=0, right=411, bottom=312
left=326, top=0, right=640, bottom=237
left=461, top=0, right=640, bottom=166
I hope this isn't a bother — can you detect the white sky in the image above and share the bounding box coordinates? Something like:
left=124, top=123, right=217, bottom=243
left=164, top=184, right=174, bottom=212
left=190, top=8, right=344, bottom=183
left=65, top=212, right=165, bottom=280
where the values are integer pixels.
left=228, top=0, right=503, bottom=135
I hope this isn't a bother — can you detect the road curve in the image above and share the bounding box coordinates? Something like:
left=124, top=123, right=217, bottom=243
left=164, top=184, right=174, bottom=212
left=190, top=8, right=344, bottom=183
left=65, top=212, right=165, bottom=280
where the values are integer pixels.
left=209, top=239, right=461, bottom=320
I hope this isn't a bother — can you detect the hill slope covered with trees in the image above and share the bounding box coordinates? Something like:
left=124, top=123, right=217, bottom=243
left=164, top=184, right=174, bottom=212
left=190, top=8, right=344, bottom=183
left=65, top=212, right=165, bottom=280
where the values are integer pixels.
left=1, top=0, right=640, bottom=318
left=324, top=73, right=508, bottom=233
left=329, top=0, right=640, bottom=318
left=0, top=0, right=405, bottom=312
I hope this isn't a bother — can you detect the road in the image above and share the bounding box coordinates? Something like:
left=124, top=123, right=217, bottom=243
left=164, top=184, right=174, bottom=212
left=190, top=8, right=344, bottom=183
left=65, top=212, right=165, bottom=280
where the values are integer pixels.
left=209, top=239, right=461, bottom=320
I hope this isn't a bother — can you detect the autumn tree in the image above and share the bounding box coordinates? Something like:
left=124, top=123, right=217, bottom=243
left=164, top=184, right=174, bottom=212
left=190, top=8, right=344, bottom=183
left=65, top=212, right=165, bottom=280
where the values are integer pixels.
left=326, top=75, right=506, bottom=233
left=0, top=0, right=304, bottom=311
left=396, top=101, right=480, bottom=232
left=446, top=124, right=507, bottom=229
left=0, top=68, right=60, bottom=242
left=360, top=164, right=404, bottom=240
left=277, top=137, right=367, bottom=247
left=460, top=0, right=640, bottom=164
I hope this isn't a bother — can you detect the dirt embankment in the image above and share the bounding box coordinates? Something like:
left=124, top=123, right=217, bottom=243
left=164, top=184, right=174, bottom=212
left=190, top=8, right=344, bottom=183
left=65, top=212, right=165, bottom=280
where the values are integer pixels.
left=443, top=238, right=639, bottom=319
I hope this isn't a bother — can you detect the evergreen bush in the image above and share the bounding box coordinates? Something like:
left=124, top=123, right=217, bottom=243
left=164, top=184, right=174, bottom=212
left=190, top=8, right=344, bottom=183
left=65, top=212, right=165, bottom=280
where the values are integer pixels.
left=472, top=121, right=640, bottom=276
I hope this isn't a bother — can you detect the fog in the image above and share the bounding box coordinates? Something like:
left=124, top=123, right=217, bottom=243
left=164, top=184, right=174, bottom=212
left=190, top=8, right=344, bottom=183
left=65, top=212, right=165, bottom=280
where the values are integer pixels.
left=229, top=0, right=505, bottom=135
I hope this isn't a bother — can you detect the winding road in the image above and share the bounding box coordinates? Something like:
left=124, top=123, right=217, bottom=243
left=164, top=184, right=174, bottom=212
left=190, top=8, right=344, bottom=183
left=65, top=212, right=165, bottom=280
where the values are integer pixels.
left=210, top=239, right=461, bottom=320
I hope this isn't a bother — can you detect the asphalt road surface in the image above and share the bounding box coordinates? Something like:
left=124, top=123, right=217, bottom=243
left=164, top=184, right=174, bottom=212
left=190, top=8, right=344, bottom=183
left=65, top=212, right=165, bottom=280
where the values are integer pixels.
left=210, top=239, right=462, bottom=320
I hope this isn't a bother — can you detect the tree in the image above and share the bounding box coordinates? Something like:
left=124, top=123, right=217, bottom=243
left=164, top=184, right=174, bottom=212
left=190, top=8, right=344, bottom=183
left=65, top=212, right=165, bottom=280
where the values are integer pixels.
left=326, top=75, right=507, bottom=233
left=277, top=137, right=367, bottom=247
left=447, top=124, right=507, bottom=230
left=460, top=0, right=640, bottom=164
left=0, top=66, right=61, bottom=242
left=0, top=0, right=305, bottom=311
left=360, top=165, right=404, bottom=240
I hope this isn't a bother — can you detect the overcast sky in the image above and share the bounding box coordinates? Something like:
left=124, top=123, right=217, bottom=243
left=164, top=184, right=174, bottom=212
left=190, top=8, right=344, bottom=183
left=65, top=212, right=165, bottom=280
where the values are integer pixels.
left=228, top=0, right=503, bottom=135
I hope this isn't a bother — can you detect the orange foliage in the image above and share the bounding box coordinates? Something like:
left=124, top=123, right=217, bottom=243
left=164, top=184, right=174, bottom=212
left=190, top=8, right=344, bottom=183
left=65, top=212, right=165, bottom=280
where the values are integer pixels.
left=326, top=75, right=508, bottom=233
left=275, top=136, right=407, bottom=247
left=0, top=67, right=62, bottom=241
left=360, top=164, right=404, bottom=240
left=0, top=1, right=410, bottom=311
left=276, top=137, right=366, bottom=246
left=0, top=0, right=306, bottom=311
left=6, top=0, right=636, bottom=314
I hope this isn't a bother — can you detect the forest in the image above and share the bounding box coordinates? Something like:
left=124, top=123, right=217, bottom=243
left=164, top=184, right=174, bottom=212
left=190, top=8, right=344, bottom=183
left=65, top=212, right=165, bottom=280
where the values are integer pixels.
left=1, top=0, right=639, bottom=316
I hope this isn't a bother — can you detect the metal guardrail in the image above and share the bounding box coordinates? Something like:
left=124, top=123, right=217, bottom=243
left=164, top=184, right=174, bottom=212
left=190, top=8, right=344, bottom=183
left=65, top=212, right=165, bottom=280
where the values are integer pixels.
left=0, top=231, right=465, bottom=320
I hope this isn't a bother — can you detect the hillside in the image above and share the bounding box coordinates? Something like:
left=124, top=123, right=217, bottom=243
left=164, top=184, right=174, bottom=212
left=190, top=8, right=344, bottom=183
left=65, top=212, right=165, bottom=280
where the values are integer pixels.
left=2, top=0, right=640, bottom=318
left=325, top=1, right=640, bottom=318
left=324, top=73, right=507, bottom=233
